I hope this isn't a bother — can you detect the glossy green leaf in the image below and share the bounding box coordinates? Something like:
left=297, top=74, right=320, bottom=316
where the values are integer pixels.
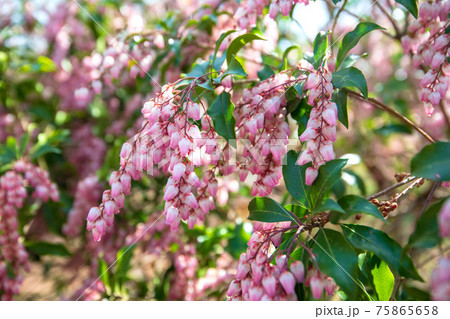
left=248, top=197, right=298, bottom=223
left=395, top=0, right=418, bottom=18
left=314, top=198, right=345, bottom=214
left=341, top=54, right=367, bottom=69
left=331, top=88, right=348, bottom=128
left=226, top=33, right=265, bottom=65
left=211, top=30, right=237, bottom=69
left=408, top=198, right=447, bottom=248
left=25, top=242, right=71, bottom=257
left=337, top=195, right=386, bottom=222
left=411, top=142, right=450, bottom=181
left=313, top=228, right=360, bottom=300
left=30, top=144, right=61, bottom=160
left=282, top=150, right=312, bottom=209
left=369, top=257, right=395, bottom=301
left=332, top=67, right=368, bottom=98
left=279, top=44, right=301, bottom=70
left=115, top=246, right=135, bottom=288
left=336, top=22, right=385, bottom=69
left=310, top=159, right=348, bottom=209
left=342, top=224, right=422, bottom=281
left=284, top=204, right=307, bottom=217
left=214, top=55, right=247, bottom=82
left=313, top=31, right=328, bottom=69
left=257, top=65, right=275, bottom=81
left=207, top=92, right=237, bottom=147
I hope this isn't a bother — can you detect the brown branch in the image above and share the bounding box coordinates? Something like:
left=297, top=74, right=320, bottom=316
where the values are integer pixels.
left=347, top=90, right=436, bottom=143
left=366, top=176, right=418, bottom=200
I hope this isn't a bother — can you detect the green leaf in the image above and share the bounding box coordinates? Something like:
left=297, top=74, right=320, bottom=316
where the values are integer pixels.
left=337, top=195, right=386, bottom=222
left=282, top=150, right=312, bottom=209
left=341, top=54, right=367, bottom=69
left=279, top=45, right=301, bottom=70
left=226, top=223, right=251, bottom=259
left=310, top=159, right=348, bottom=209
left=374, top=123, right=412, bottom=136
left=313, top=31, right=328, bottom=69
left=332, top=0, right=343, bottom=3
left=331, top=88, right=348, bottom=128
left=98, top=258, right=112, bottom=294
left=314, top=198, right=345, bottom=214
left=30, top=144, right=61, bottom=160
left=213, top=30, right=236, bottom=65
left=411, top=142, right=450, bottom=181
left=284, top=204, right=307, bottom=217
left=408, top=198, right=447, bottom=248
left=115, top=246, right=135, bottom=288
left=336, top=22, right=385, bottom=69
left=395, top=0, right=418, bottom=18
left=25, top=242, right=71, bottom=257
left=369, top=257, right=395, bottom=301
left=214, top=55, right=247, bottom=83
left=313, top=228, right=360, bottom=300
left=18, top=133, right=30, bottom=157
left=257, top=65, right=275, bottom=81
left=226, top=33, right=265, bottom=65
left=248, top=197, right=298, bottom=223
left=207, top=92, right=237, bottom=147
left=342, top=224, right=422, bottom=281
left=332, top=67, right=368, bottom=98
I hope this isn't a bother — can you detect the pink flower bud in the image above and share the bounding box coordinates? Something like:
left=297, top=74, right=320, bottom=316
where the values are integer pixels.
left=269, top=2, right=280, bottom=18
left=419, top=2, right=432, bottom=20
left=429, top=92, right=441, bottom=106
left=310, top=276, right=324, bottom=299
left=187, top=215, right=197, bottom=229
left=300, top=127, right=317, bottom=142
left=435, top=82, right=448, bottom=98
left=322, top=125, right=337, bottom=142
left=280, top=271, right=296, bottom=294
left=92, top=228, right=102, bottom=241
left=305, top=167, right=319, bottom=185
left=433, top=35, right=448, bottom=51
left=424, top=103, right=435, bottom=116
left=236, top=262, right=250, bottom=280
left=163, top=184, right=179, bottom=201
left=187, top=103, right=201, bottom=121
left=262, top=275, right=277, bottom=297
left=172, top=163, right=186, bottom=181
left=280, top=0, right=292, bottom=16
left=96, top=219, right=106, bottom=235
left=184, top=193, right=199, bottom=209
left=104, top=200, right=118, bottom=216
left=87, top=207, right=101, bottom=222
left=305, top=73, right=321, bottom=90
left=248, top=286, right=264, bottom=301
left=227, top=280, right=241, bottom=297
left=431, top=52, right=445, bottom=70
left=320, top=142, right=335, bottom=161
left=165, top=206, right=179, bottom=224
left=207, top=180, right=218, bottom=197
left=325, top=277, right=336, bottom=295
left=111, top=182, right=123, bottom=198
left=322, top=108, right=337, bottom=126
left=421, top=71, right=435, bottom=87
left=276, top=255, right=287, bottom=270
left=115, top=192, right=125, bottom=208
left=290, top=261, right=305, bottom=283
left=120, top=143, right=132, bottom=159
left=178, top=138, right=191, bottom=157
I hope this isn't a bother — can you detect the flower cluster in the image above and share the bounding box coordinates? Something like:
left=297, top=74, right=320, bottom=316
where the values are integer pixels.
left=226, top=222, right=306, bottom=301
left=401, top=0, right=450, bottom=115
left=235, top=0, right=310, bottom=29
left=235, top=72, right=296, bottom=196
left=304, top=267, right=336, bottom=299
left=63, top=175, right=102, bottom=237
left=87, top=82, right=220, bottom=240
left=0, top=161, right=58, bottom=300
left=298, top=68, right=337, bottom=185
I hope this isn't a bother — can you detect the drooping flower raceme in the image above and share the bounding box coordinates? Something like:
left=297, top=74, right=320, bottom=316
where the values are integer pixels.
left=0, top=161, right=58, bottom=300
left=401, top=0, right=450, bottom=115
left=87, top=82, right=220, bottom=240
left=297, top=68, right=338, bottom=185
left=235, top=72, right=302, bottom=196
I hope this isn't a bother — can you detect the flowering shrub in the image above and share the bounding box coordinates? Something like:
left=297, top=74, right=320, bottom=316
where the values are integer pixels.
left=0, top=0, right=449, bottom=302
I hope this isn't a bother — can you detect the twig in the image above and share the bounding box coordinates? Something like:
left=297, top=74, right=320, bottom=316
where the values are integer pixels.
left=374, top=1, right=401, bottom=38
left=347, top=90, right=436, bottom=143
left=367, top=176, right=418, bottom=200
left=393, top=178, right=424, bottom=201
